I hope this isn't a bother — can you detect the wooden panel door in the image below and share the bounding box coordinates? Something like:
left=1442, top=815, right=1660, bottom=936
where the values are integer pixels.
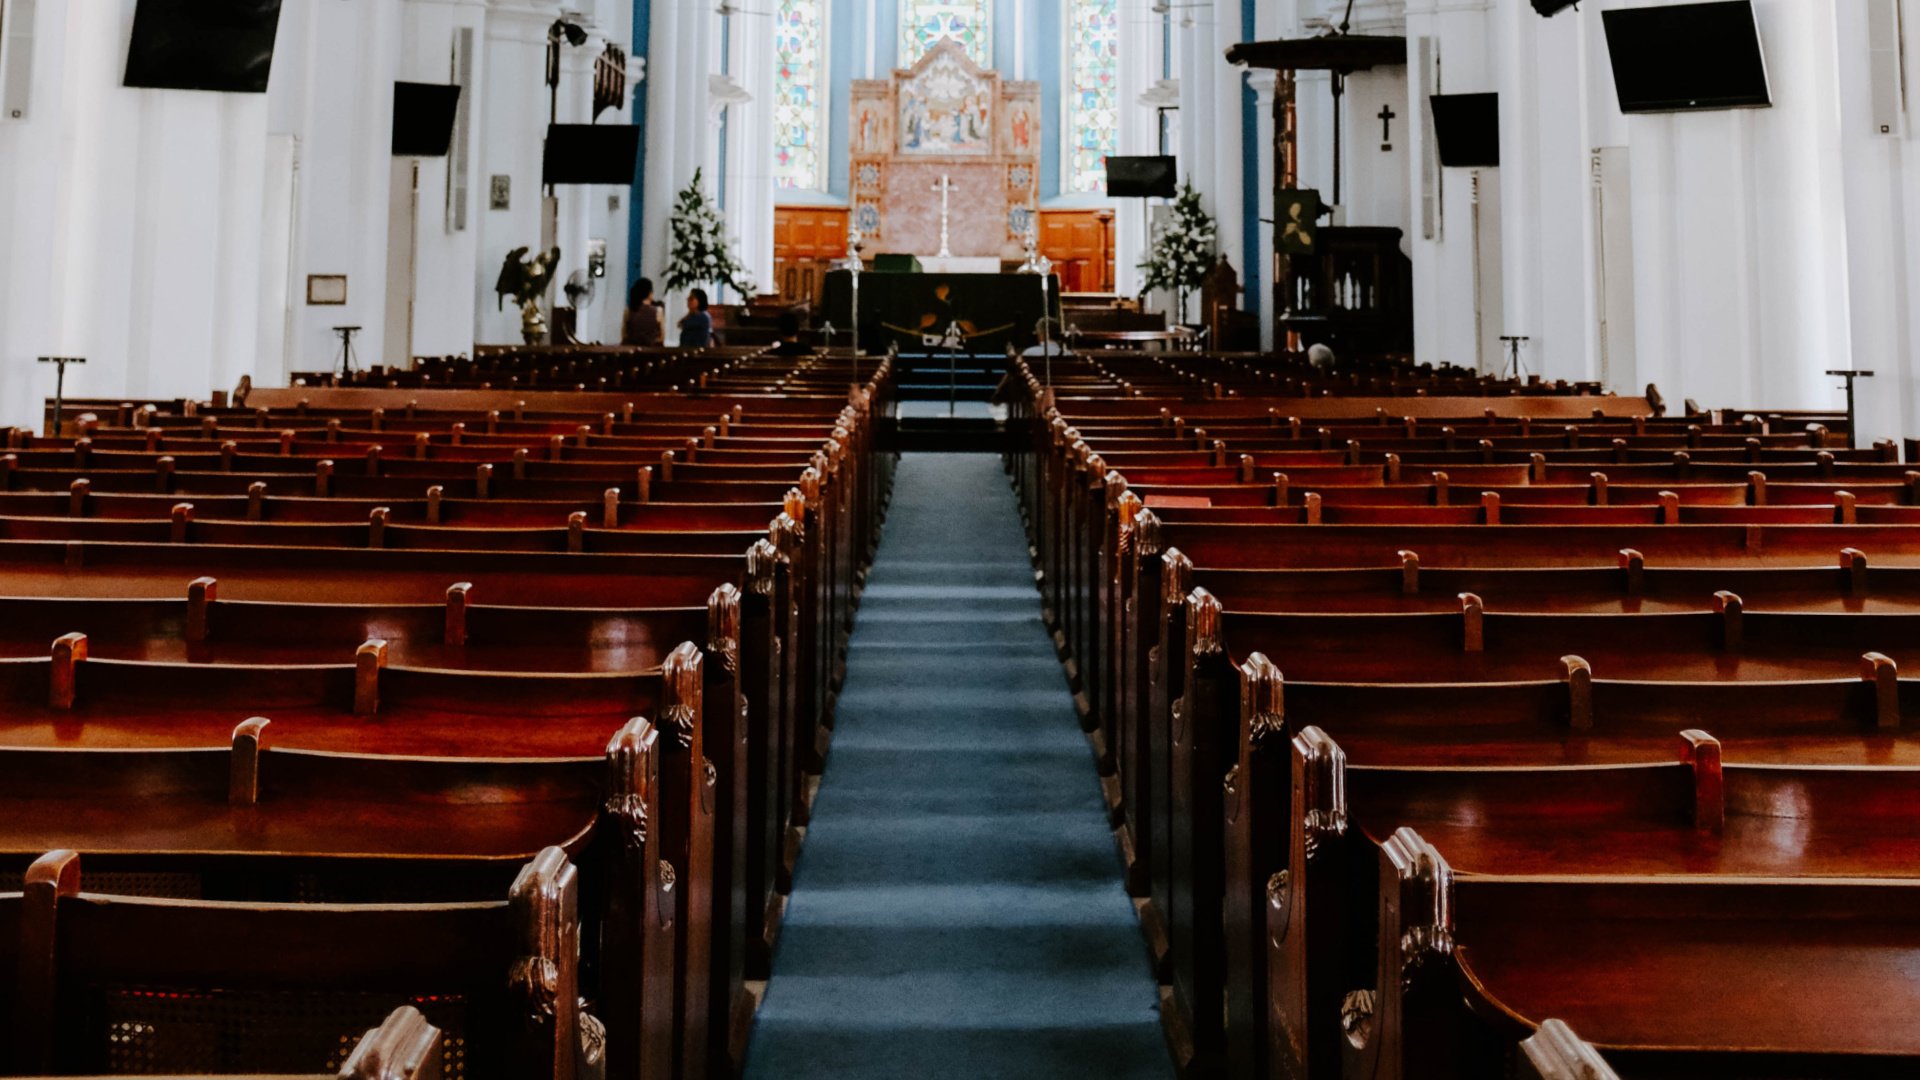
left=1038, top=209, right=1115, bottom=294
left=773, top=206, right=850, bottom=309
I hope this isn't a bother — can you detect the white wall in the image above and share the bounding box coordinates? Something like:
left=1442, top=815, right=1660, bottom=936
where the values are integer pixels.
left=5, top=0, right=1916, bottom=432
left=0, top=1, right=271, bottom=426
left=1353, top=0, right=1920, bottom=435
left=0, top=0, right=635, bottom=428
left=1837, top=0, right=1920, bottom=445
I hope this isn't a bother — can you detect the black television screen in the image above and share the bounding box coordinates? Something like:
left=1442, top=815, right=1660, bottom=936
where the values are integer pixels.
left=1429, top=93, right=1500, bottom=167
left=392, top=83, right=462, bottom=157
left=124, top=0, right=284, bottom=93
left=1601, top=1, right=1771, bottom=113
left=542, top=124, right=642, bottom=185
left=1106, top=156, right=1177, bottom=199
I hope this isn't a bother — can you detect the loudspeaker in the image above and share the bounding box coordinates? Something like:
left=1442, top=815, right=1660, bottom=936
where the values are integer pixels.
left=1867, top=0, right=1906, bottom=136
left=447, top=26, right=474, bottom=232
left=1, top=0, right=35, bottom=120
left=1532, top=0, right=1579, bottom=15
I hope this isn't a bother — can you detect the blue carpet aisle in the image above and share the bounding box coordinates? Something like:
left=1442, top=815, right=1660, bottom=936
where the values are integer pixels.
left=744, top=452, right=1172, bottom=1079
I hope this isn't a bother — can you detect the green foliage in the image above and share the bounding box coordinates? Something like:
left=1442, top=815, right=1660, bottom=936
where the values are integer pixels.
left=664, top=168, right=747, bottom=293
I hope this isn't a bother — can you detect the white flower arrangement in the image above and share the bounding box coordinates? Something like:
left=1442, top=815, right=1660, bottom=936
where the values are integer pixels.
left=664, top=168, right=747, bottom=294
left=1139, top=178, right=1217, bottom=316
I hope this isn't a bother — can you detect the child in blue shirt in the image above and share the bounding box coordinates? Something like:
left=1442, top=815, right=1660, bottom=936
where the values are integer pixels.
left=679, top=288, right=713, bottom=348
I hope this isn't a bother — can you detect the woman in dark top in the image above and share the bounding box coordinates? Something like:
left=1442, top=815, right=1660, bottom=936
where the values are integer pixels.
left=622, top=278, right=663, bottom=346
left=679, top=288, right=713, bottom=348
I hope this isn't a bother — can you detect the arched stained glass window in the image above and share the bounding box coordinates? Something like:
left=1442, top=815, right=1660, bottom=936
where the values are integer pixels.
left=774, top=0, right=826, bottom=189
left=901, top=0, right=991, bottom=69
left=1068, top=0, right=1119, bottom=193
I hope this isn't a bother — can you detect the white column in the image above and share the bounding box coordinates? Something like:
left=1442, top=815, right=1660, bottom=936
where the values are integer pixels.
left=1248, top=69, right=1278, bottom=351
left=547, top=43, right=595, bottom=331
left=1403, top=0, right=1495, bottom=371
left=671, top=2, right=716, bottom=310
left=1207, top=0, right=1245, bottom=281
left=1835, top=0, right=1920, bottom=444
left=477, top=2, right=558, bottom=345
left=1624, top=0, right=1853, bottom=410
left=727, top=17, right=777, bottom=301
left=1112, top=0, right=1163, bottom=298
left=640, top=0, right=683, bottom=293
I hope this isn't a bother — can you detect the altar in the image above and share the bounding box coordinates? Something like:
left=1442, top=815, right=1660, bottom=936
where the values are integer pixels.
left=822, top=270, right=1061, bottom=354
left=848, top=40, right=1042, bottom=263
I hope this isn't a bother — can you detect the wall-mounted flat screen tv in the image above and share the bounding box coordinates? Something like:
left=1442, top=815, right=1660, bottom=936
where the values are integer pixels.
left=1429, top=93, right=1500, bottom=167
left=124, top=0, right=285, bottom=93
left=1601, top=1, right=1771, bottom=113
left=543, top=125, right=642, bottom=185
left=1106, top=156, right=1178, bottom=199
left=393, top=83, right=463, bottom=157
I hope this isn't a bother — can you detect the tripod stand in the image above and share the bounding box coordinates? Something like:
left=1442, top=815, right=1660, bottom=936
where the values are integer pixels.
left=333, top=326, right=363, bottom=381
left=1499, top=335, right=1531, bottom=381
left=37, top=356, right=86, bottom=437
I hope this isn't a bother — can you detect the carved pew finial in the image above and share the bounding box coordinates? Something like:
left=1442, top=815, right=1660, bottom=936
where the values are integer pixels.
left=338, top=1006, right=443, bottom=1079
left=1561, top=655, right=1593, bottom=731
left=354, top=639, right=389, bottom=716
left=1861, top=652, right=1899, bottom=731
left=1679, top=729, right=1724, bottom=832
left=230, top=717, right=270, bottom=807
left=50, top=633, right=87, bottom=710
left=1840, top=547, right=1867, bottom=595
left=1516, top=1019, right=1622, bottom=1080
left=507, top=847, right=586, bottom=1075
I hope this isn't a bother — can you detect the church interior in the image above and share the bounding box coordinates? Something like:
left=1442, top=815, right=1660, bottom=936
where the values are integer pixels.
left=0, top=0, right=1917, bottom=1077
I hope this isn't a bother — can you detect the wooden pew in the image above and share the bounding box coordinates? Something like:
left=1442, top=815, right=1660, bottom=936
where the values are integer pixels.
left=1006, top=374, right=1919, bottom=1078
left=12, top=848, right=596, bottom=1078
left=1349, top=830, right=1920, bottom=1078
left=0, top=718, right=674, bottom=1080
left=11, top=1006, right=454, bottom=1079
left=14, top=368, right=898, bottom=1080
left=1264, top=724, right=1920, bottom=1079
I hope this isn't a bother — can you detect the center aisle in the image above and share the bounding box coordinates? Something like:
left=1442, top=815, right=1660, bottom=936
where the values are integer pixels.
left=744, top=452, right=1172, bottom=1079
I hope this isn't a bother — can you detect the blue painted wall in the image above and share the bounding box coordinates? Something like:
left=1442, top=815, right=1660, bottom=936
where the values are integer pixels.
left=827, top=0, right=859, bottom=197
left=992, top=0, right=1015, bottom=82
left=1035, top=0, right=1062, bottom=197
left=629, top=0, right=652, bottom=282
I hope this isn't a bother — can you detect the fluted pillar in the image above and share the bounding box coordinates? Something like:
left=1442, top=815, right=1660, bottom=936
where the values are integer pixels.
left=725, top=18, right=776, bottom=300
left=1248, top=69, right=1279, bottom=351
left=639, top=0, right=683, bottom=290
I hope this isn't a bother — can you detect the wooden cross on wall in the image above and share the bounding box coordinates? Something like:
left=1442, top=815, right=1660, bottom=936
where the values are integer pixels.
left=1379, top=105, right=1396, bottom=152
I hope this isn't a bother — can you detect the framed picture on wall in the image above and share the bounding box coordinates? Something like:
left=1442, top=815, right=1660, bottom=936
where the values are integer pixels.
left=306, top=274, right=348, bottom=305
left=490, top=175, right=511, bottom=210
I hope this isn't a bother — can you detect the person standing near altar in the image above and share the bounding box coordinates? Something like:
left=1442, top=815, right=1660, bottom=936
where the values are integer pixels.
left=622, top=278, right=663, bottom=346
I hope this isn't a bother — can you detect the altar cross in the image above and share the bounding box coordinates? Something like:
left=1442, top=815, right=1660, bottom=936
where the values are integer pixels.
left=1378, top=104, right=1396, bottom=151
left=932, top=174, right=955, bottom=258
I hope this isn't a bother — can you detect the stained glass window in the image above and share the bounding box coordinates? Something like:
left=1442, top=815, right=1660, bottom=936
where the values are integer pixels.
left=774, top=0, right=825, bottom=189
left=1069, top=0, right=1119, bottom=193
left=901, top=0, right=991, bottom=69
